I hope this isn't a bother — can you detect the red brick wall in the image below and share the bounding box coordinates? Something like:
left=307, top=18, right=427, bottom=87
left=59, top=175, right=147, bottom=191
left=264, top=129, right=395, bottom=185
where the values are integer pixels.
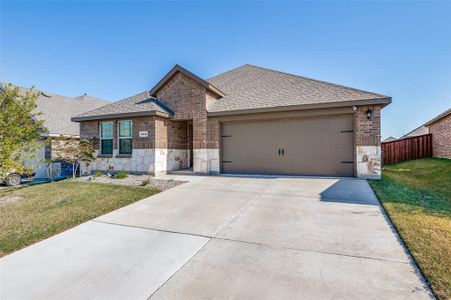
left=208, top=118, right=220, bottom=149
left=355, top=105, right=381, bottom=146
left=79, top=116, right=156, bottom=150
left=80, top=121, right=100, bottom=149
left=156, top=72, right=220, bottom=149
left=132, top=117, right=155, bottom=149
left=429, top=114, right=451, bottom=158
left=168, top=120, right=188, bottom=149
left=154, top=117, right=168, bottom=149
left=80, top=72, right=222, bottom=152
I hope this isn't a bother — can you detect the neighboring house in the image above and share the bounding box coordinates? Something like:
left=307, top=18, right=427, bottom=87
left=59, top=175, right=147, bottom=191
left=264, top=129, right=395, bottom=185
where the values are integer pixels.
left=382, top=136, right=397, bottom=143
left=400, top=125, right=429, bottom=139
left=1, top=83, right=110, bottom=177
left=400, top=108, right=450, bottom=159
left=424, top=108, right=451, bottom=159
left=73, top=64, right=391, bottom=179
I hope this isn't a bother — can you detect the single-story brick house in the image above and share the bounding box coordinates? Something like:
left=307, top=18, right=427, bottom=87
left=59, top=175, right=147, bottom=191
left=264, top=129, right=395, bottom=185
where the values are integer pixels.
left=398, top=107, right=450, bottom=159
left=72, top=64, right=391, bottom=179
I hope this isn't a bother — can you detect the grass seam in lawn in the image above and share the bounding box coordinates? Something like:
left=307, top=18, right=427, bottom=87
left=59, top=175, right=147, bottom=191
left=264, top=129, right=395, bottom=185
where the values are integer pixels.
left=370, top=183, right=436, bottom=299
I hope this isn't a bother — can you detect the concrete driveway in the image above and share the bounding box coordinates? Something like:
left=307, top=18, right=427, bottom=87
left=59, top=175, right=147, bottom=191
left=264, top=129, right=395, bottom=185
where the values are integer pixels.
left=0, top=176, right=432, bottom=299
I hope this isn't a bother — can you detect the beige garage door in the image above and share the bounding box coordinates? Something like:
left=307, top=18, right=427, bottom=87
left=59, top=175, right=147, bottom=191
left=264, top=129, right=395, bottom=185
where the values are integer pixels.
left=221, top=115, right=354, bottom=176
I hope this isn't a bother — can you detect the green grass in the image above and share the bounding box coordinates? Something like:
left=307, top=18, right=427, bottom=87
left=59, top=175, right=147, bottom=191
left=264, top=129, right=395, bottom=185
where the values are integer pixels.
left=93, top=172, right=103, bottom=178
left=114, top=171, right=128, bottom=179
left=0, top=181, right=158, bottom=257
left=369, top=158, right=451, bottom=299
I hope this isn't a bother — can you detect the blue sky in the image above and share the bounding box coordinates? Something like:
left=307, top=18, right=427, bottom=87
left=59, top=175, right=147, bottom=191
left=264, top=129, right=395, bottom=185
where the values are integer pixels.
left=1, top=1, right=450, bottom=139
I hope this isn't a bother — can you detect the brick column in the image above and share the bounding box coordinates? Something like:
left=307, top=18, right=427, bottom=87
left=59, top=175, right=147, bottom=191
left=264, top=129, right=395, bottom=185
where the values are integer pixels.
left=355, top=105, right=382, bottom=179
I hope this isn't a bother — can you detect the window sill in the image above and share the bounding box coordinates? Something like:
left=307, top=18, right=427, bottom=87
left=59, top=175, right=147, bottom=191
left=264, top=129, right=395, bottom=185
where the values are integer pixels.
left=97, top=155, right=113, bottom=158
left=116, top=154, right=132, bottom=158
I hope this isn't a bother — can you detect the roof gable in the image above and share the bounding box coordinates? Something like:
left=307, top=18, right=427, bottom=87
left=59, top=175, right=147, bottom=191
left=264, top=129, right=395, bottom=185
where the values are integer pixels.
left=150, top=65, right=225, bottom=98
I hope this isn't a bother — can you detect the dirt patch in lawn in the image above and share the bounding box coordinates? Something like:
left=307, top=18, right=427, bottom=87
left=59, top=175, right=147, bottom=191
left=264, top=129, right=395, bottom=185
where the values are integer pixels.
left=80, top=175, right=186, bottom=191
left=0, top=195, right=25, bottom=205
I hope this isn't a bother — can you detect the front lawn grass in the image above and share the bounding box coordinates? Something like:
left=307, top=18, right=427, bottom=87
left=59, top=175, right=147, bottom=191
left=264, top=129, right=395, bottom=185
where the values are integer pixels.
left=0, top=181, right=159, bottom=257
left=369, top=158, right=451, bottom=299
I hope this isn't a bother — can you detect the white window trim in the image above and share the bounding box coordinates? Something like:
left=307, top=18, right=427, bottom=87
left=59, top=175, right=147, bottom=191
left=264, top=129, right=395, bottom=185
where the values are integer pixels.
left=118, top=120, right=133, bottom=155
left=99, top=121, right=113, bottom=155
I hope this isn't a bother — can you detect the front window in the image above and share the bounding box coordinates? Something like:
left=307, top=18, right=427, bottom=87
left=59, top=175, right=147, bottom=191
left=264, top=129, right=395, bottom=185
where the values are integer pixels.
left=118, top=120, right=132, bottom=155
left=100, top=122, right=113, bottom=155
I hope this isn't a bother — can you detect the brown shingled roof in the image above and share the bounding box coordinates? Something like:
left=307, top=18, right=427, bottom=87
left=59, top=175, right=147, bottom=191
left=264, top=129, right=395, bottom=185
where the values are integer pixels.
left=71, top=64, right=391, bottom=121
left=207, top=64, right=390, bottom=115
left=71, top=91, right=174, bottom=121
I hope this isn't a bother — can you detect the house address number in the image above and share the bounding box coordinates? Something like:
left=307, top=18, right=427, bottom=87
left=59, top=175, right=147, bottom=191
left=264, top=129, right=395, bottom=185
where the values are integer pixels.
left=139, top=131, right=148, bottom=137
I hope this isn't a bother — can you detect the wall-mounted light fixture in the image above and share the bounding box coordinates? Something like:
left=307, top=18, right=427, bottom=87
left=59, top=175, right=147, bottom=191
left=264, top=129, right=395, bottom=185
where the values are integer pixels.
left=365, top=108, right=373, bottom=120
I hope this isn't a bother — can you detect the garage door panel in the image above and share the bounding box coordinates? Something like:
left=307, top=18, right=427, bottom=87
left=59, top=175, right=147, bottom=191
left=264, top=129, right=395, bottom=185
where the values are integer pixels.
left=222, top=122, right=283, bottom=174
left=221, top=115, right=354, bottom=176
left=281, top=116, right=354, bottom=176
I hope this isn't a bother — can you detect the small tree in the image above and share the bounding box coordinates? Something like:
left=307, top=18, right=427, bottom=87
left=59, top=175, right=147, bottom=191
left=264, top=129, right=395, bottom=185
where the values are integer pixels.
left=0, top=84, right=46, bottom=177
left=51, top=136, right=95, bottom=178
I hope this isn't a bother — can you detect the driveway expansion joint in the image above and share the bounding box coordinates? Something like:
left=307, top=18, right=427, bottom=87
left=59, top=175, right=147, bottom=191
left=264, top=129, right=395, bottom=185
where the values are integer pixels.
left=146, top=239, right=214, bottom=300
left=91, top=219, right=213, bottom=239
left=213, top=236, right=410, bottom=265
left=92, top=220, right=408, bottom=265
left=211, top=180, right=276, bottom=236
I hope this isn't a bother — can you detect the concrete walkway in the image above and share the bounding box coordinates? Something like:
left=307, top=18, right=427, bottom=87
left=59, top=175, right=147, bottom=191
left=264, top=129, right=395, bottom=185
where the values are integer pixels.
left=0, top=176, right=432, bottom=299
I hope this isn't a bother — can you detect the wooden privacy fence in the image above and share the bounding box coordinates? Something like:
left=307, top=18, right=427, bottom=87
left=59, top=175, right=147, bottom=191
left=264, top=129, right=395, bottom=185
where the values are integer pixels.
left=382, top=134, right=432, bottom=164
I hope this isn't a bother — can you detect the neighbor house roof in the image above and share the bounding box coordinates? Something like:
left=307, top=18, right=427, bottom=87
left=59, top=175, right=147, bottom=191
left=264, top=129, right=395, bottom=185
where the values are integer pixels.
left=424, top=107, right=451, bottom=126
left=207, top=64, right=391, bottom=115
left=1, top=83, right=109, bottom=136
left=400, top=126, right=429, bottom=139
left=382, top=136, right=397, bottom=143
left=400, top=107, right=450, bottom=139
left=71, top=91, right=174, bottom=121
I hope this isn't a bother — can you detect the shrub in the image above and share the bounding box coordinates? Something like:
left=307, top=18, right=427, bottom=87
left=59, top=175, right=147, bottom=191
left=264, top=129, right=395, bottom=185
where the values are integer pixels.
left=93, top=172, right=103, bottom=178
left=140, top=179, right=150, bottom=186
left=114, top=171, right=128, bottom=179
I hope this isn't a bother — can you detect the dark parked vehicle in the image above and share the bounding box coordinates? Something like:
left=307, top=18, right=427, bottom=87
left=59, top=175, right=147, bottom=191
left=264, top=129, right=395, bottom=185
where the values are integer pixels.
left=1, top=171, right=35, bottom=186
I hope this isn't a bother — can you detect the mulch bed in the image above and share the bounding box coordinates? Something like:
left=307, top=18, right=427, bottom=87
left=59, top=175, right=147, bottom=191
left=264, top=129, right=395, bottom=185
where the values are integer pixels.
left=80, top=174, right=186, bottom=191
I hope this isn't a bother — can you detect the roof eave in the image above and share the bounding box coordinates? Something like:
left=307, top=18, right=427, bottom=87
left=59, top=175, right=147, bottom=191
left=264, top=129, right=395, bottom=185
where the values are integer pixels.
left=424, top=108, right=451, bottom=126
left=150, top=65, right=225, bottom=98
left=207, top=97, right=392, bottom=117
left=71, top=110, right=171, bottom=122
